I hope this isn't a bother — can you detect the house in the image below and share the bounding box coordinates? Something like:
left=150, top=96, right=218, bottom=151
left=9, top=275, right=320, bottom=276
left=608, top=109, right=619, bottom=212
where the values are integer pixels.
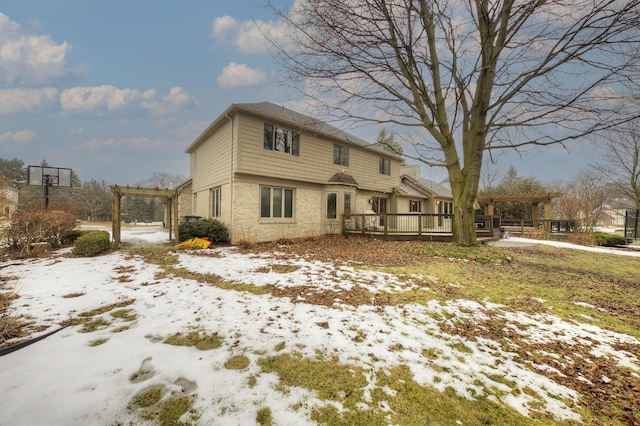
left=184, top=102, right=453, bottom=244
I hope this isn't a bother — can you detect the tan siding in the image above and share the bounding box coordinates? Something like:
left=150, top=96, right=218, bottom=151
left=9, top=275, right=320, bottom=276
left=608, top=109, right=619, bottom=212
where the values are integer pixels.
left=190, top=119, right=233, bottom=218
left=236, top=114, right=401, bottom=193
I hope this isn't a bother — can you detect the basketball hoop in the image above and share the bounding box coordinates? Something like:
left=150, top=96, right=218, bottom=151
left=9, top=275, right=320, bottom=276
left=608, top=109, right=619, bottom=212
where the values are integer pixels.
left=27, top=165, right=73, bottom=209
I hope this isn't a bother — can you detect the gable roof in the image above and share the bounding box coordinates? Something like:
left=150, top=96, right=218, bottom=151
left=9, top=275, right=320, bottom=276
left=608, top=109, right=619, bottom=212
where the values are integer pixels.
left=398, top=174, right=453, bottom=199
left=185, top=102, right=402, bottom=159
left=328, top=172, right=358, bottom=186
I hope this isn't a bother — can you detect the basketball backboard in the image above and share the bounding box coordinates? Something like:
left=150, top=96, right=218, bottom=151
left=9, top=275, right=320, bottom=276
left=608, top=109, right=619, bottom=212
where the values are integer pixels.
left=27, top=166, right=73, bottom=187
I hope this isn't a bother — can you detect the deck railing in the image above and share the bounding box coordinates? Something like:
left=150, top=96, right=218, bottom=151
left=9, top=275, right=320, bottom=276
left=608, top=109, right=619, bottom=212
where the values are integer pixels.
left=342, top=213, right=499, bottom=237
left=500, top=219, right=577, bottom=235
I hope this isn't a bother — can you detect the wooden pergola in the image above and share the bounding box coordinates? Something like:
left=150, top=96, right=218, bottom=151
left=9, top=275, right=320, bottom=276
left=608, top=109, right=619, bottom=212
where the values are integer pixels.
left=476, top=192, right=562, bottom=232
left=111, top=185, right=181, bottom=248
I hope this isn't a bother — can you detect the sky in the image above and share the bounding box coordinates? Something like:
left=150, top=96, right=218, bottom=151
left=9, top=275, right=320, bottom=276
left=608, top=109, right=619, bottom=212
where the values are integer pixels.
left=1, top=225, right=638, bottom=424
left=0, top=1, right=600, bottom=187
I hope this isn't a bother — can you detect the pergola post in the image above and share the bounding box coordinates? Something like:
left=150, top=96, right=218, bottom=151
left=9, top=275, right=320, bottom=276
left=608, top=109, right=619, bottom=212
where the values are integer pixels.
left=112, top=187, right=121, bottom=249
left=173, top=196, right=180, bottom=243
left=543, top=200, right=552, bottom=233
left=485, top=200, right=494, bottom=216
left=531, top=202, right=539, bottom=226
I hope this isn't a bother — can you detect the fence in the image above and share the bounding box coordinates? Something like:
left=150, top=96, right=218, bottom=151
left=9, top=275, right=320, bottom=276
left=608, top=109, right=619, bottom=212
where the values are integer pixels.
left=625, top=210, right=640, bottom=244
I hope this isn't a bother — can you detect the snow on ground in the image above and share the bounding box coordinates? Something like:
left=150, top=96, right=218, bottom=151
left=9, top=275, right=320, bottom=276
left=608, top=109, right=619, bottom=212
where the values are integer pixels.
left=0, top=226, right=638, bottom=425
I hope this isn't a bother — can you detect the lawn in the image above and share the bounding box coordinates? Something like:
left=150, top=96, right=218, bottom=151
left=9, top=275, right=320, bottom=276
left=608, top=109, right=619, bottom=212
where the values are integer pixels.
left=1, top=232, right=639, bottom=425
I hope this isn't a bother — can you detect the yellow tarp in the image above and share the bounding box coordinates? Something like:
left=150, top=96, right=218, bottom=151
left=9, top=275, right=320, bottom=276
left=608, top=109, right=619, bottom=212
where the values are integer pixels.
left=176, top=237, right=212, bottom=249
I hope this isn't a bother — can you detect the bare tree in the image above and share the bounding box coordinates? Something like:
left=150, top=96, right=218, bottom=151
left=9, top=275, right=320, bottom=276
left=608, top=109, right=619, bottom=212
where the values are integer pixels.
left=140, top=172, right=187, bottom=189
left=595, top=120, right=640, bottom=209
left=270, top=0, right=640, bottom=244
left=555, top=172, right=608, bottom=230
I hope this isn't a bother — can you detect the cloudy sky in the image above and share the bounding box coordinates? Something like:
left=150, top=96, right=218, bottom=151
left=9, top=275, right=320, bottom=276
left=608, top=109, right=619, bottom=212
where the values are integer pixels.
left=0, top=1, right=598, bottom=186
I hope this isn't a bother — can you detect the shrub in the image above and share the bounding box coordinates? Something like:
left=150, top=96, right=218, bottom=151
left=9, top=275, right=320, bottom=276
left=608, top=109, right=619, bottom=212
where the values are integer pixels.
left=4, top=208, right=78, bottom=257
left=567, top=232, right=596, bottom=247
left=178, top=219, right=229, bottom=244
left=1, top=291, right=22, bottom=348
left=592, top=232, right=626, bottom=247
left=74, top=230, right=111, bottom=256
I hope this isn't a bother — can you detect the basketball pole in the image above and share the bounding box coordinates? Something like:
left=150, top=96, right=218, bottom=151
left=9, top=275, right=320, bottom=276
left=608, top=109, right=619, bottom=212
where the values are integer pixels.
left=43, top=174, right=51, bottom=209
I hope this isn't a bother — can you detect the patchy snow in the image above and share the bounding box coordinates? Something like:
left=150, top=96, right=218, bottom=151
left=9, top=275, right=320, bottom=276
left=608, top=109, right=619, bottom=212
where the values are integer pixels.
left=0, top=226, right=638, bottom=424
left=504, top=236, right=640, bottom=257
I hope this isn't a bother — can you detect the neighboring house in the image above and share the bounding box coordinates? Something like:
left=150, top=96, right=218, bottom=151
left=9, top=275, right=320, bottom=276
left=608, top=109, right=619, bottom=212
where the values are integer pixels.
left=599, top=196, right=636, bottom=228
left=0, top=185, right=18, bottom=220
left=184, top=102, right=453, bottom=244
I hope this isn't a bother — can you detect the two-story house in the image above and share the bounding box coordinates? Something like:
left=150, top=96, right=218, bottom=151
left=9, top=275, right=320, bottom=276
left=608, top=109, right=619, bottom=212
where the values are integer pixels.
left=184, top=102, right=452, bottom=244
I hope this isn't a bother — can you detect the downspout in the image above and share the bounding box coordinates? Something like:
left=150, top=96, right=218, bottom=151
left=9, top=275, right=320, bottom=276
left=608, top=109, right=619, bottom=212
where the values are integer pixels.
left=225, top=112, right=234, bottom=242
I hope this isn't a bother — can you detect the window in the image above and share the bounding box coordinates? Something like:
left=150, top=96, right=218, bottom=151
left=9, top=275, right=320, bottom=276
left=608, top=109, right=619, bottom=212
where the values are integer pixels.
left=193, top=192, right=198, bottom=212
left=264, top=123, right=300, bottom=156
left=444, top=202, right=453, bottom=215
left=327, top=192, right=337, bottom=219
left=211, top=187, right=221, bottom=218
left=409, top=200, right=421, bottom=213
left=260, top=186, right=294, bottom=218
left=379, top=157, right=390, bottom=175
left=333, top=144, right=349, bottom=166
left=344, top=193, right=352, bottom=218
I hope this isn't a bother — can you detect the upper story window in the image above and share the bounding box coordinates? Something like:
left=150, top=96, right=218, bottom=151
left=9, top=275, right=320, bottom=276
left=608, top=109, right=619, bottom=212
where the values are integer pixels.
left=264, top=123, right=300, bottom=156
left=333, top=144, right=349, bottom=166
left=379, top=157, right=390, bottom=175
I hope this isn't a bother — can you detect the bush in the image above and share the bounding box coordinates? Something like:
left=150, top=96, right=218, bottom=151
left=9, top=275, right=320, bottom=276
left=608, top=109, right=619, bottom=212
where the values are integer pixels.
left=74, top=230, right=111, bottom=256
left=593, top=232, right=626, bottom=247
left=4, top=208, right=79, bottom=257
left=178, top=219, right=229, bottom=244
left=567, top=232, right=596, bottom=247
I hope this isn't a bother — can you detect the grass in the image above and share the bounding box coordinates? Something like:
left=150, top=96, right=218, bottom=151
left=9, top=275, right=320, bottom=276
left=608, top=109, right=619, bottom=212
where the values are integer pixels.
left=71, top=300, right=136, bottom=333
left=164, top=329, right=224, bottom=351
left=257, top=352, right=564, bottom=426
left=128, top=385, right=198, bottom=425
left=389, top=244, right=640, bottom=339
left=122, top=242, right=639, bottom=424
left=224, top=354, right=250, bottom=370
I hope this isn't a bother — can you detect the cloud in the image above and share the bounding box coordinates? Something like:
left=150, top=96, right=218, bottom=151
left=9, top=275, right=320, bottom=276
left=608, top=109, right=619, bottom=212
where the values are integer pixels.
left=217, top=62, right=266, bottom=89
left=0, top=13, right=84, bottom=85
left=211, top=15, right=288, bottom=55
left=59, top=85, right=198, bottom=117
left=0, top=87, right=58, bottom=114
left=0, top=129, right=36, bottom=145
left=75, top=136, right=159, bottom=151
left=59, top=85, right=156, bottom=113
left=142, top=86, right=199, bottom=117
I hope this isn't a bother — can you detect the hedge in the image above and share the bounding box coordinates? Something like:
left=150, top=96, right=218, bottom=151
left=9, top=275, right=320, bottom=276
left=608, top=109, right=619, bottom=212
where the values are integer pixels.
left=592, top=232, right=626, bottom=247
left=74, top=230, right=111, bottom=256
left=178, top=219, right=229, bottom=244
